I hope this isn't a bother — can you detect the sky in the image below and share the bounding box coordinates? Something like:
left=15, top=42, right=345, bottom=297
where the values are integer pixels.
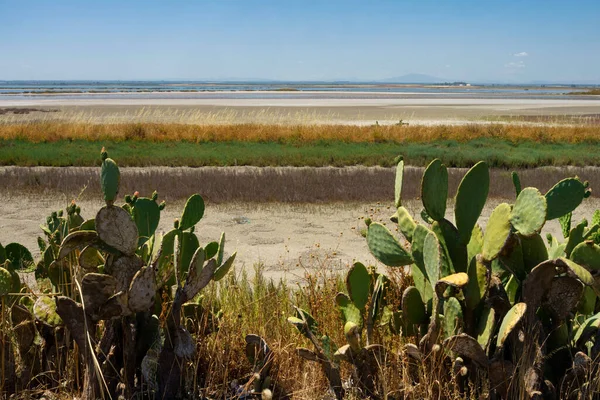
left=1, top=0, right=599, bottom=83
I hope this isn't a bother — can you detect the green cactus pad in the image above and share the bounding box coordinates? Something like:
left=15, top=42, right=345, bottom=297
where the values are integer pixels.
left=366, top=222, right=413, bottom=267
left=509, top=188, right=547, bottom=237
left=213, top=252, right=237, bottom=281
left=396, top=206, right=417, bottom=242
left=443, top=297, right=463, bottom=338
left=545, top=178, right=587, bottom=220
left=101, top=156, right=120, bottom=203
left=559, top=213, right=572, bottom=239
left=455, top=161, right=489, bottom=245
left=511, top=171, right=522, bottom=197
left=96, top=206, right=139, bottom=255
left=423, top=231, right=442, bottom=287
left=57, top=231, right=98, bottom=260
left=369, top=273, right=388, bottom=324
left=504, top=274, right=520, bottom=306
left=411, top=225, right=434, bottom=307
left=80, top=218, right=96, bottom=231
left=570, top=241, right=600, bottom=270
left=565, top=219, right=588, bottom=257
left=496, top=302, right=527, bottom=348
left=520, top=234, right=548, bottom=273
left=78, top=245, right=104, bottom=271
left=578, top=286, right=597, bottom=315
left=547, top=235, right=566, bottom=259
left=5, top=243, right=34, bottom=271
left=394, top=156, right=404, bottom=208
left=467, top=225, right=483, bottom=264
left=217, top=232, right=226, bottom=266
left=573, top=312, right=600, bottom=347
left=204, top=241, right=219, bottom=260
left=444, top=334, right=488, bottom=367
left=402, top=286, right=427, bottom=325
left=346, top=262, right=370, bottom=310
left=179, top=232, right=200, bottom=277
left=0, top=267, right=12, bottom=296
left=464, top=257, right=487, bottom=310
left=476, top=306, right=495, bottom=350
left=421, top=159, right=448, bottom=221
left=288, top=307, right=319, bottom=338
left=33, top=296, right=63, bottom=326
left=336, top=292, right=362, bottom=326
left=133, top=197, right=161, bottom=247
left=482, top=203, right=512, bottom=261
left=432, top=219, right=466, bottom=273
left=179, top=194, right=205, bottom=231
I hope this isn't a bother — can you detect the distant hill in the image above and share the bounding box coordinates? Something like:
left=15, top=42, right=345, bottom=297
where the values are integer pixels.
left=380, top=73, right=448, bottom=83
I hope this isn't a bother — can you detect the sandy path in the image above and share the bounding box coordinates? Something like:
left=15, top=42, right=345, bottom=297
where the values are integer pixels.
left=2, top=194, right=599, bottom=282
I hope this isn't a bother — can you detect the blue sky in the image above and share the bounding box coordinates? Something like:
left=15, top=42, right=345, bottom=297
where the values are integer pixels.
left=1, top=0, right=599, bottom=83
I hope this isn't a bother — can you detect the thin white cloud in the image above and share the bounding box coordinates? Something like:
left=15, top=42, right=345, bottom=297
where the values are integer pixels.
left=513, top=52, right=528, bottom=57
left=505, top=61, right=526, bottom=68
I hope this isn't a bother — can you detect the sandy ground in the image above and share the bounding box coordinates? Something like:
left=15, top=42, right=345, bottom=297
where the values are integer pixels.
left=2, top=194, right=599, bottom=282
left=1, top=93, right=600, bottom=125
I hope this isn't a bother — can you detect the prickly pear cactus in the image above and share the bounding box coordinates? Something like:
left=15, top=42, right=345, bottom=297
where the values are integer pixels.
left=100, top=148, right=120, bottom=205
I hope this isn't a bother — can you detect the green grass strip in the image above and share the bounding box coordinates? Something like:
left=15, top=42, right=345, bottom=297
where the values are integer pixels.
left=1, top=138, right=599, bottom=168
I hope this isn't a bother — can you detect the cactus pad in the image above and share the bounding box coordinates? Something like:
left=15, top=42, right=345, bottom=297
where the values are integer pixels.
left=34, top=296, right=63, bottom=326
left=423, top=231, right=442, bottom=286
left=81, top=273, right=117, bottom=315
left=183, top=258, right=217, bottom=301
left=509, top=188, right=547, bottom=237
left=58, top=231, right=98, bottom=260
left=546, top=276, right=583, bottom=320
left=366, top=222, right=413, bottom=267
left=496, top=302, right=527, bottom=348
left=570, top=241, right=600, bottom=270
left=5, top=243, right=34, bottom=271
left=444, top=333, right=488, bottom=367
left=545, top=178, right=587, bottom=220
left=79, top=245, right=104, bottom=271
left=401, top=286, right=427, bottom=325
left=421, top=159, right=448, bottom=221
left=346, top=262, right=370, bottom=310
left=179, top=194, right=205, bottom=231
left=394, top=156, right=404, bottom=208
left=443, top=297, right=463, bottom=337
left=96, top=206, right=139, bottom=255
left=0, top=267, right=12, bottom=296
left=132, top=197, right=161, bottom=247
left=511, top=171, right=522, bottom=197
left=336, top=292, right=362, bottom=326
left=436, top=272, right=469, bottom=298
left=396, top=206, right=417, bottom=242
left=213, top=252, right=236, bottom=281
left=101, top=155, right=120, bottom=204
left=454, top=161, right=489, bottom=244
left=482, top=203, right=512, bottom=261
left=476, top=306, right=495, bottom=350
left=128, top=266, right=157, bottom=313
left=464, top=257, right=487, bottom=310
left=573, top=313, right=600, bottom=347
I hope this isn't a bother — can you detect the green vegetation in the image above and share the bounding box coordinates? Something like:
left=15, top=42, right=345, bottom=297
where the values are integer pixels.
left=4, top=138, right=600, bottom=168
left=3, top=150, right=600, bottom=399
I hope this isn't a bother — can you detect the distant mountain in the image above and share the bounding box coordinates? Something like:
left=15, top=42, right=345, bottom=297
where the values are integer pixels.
left=380, top=73, right=448, bottom=83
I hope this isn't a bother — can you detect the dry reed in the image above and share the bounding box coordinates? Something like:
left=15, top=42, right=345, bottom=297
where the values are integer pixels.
left=1, top=165, right=598, bottom=202
left=1, top=122, right=600, bottom=144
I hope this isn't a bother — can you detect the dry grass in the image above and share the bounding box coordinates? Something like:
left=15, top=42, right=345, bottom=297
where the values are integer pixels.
left=1, top=121, right=600, bottom=144
left=1, top=165, right=599, bottom=202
